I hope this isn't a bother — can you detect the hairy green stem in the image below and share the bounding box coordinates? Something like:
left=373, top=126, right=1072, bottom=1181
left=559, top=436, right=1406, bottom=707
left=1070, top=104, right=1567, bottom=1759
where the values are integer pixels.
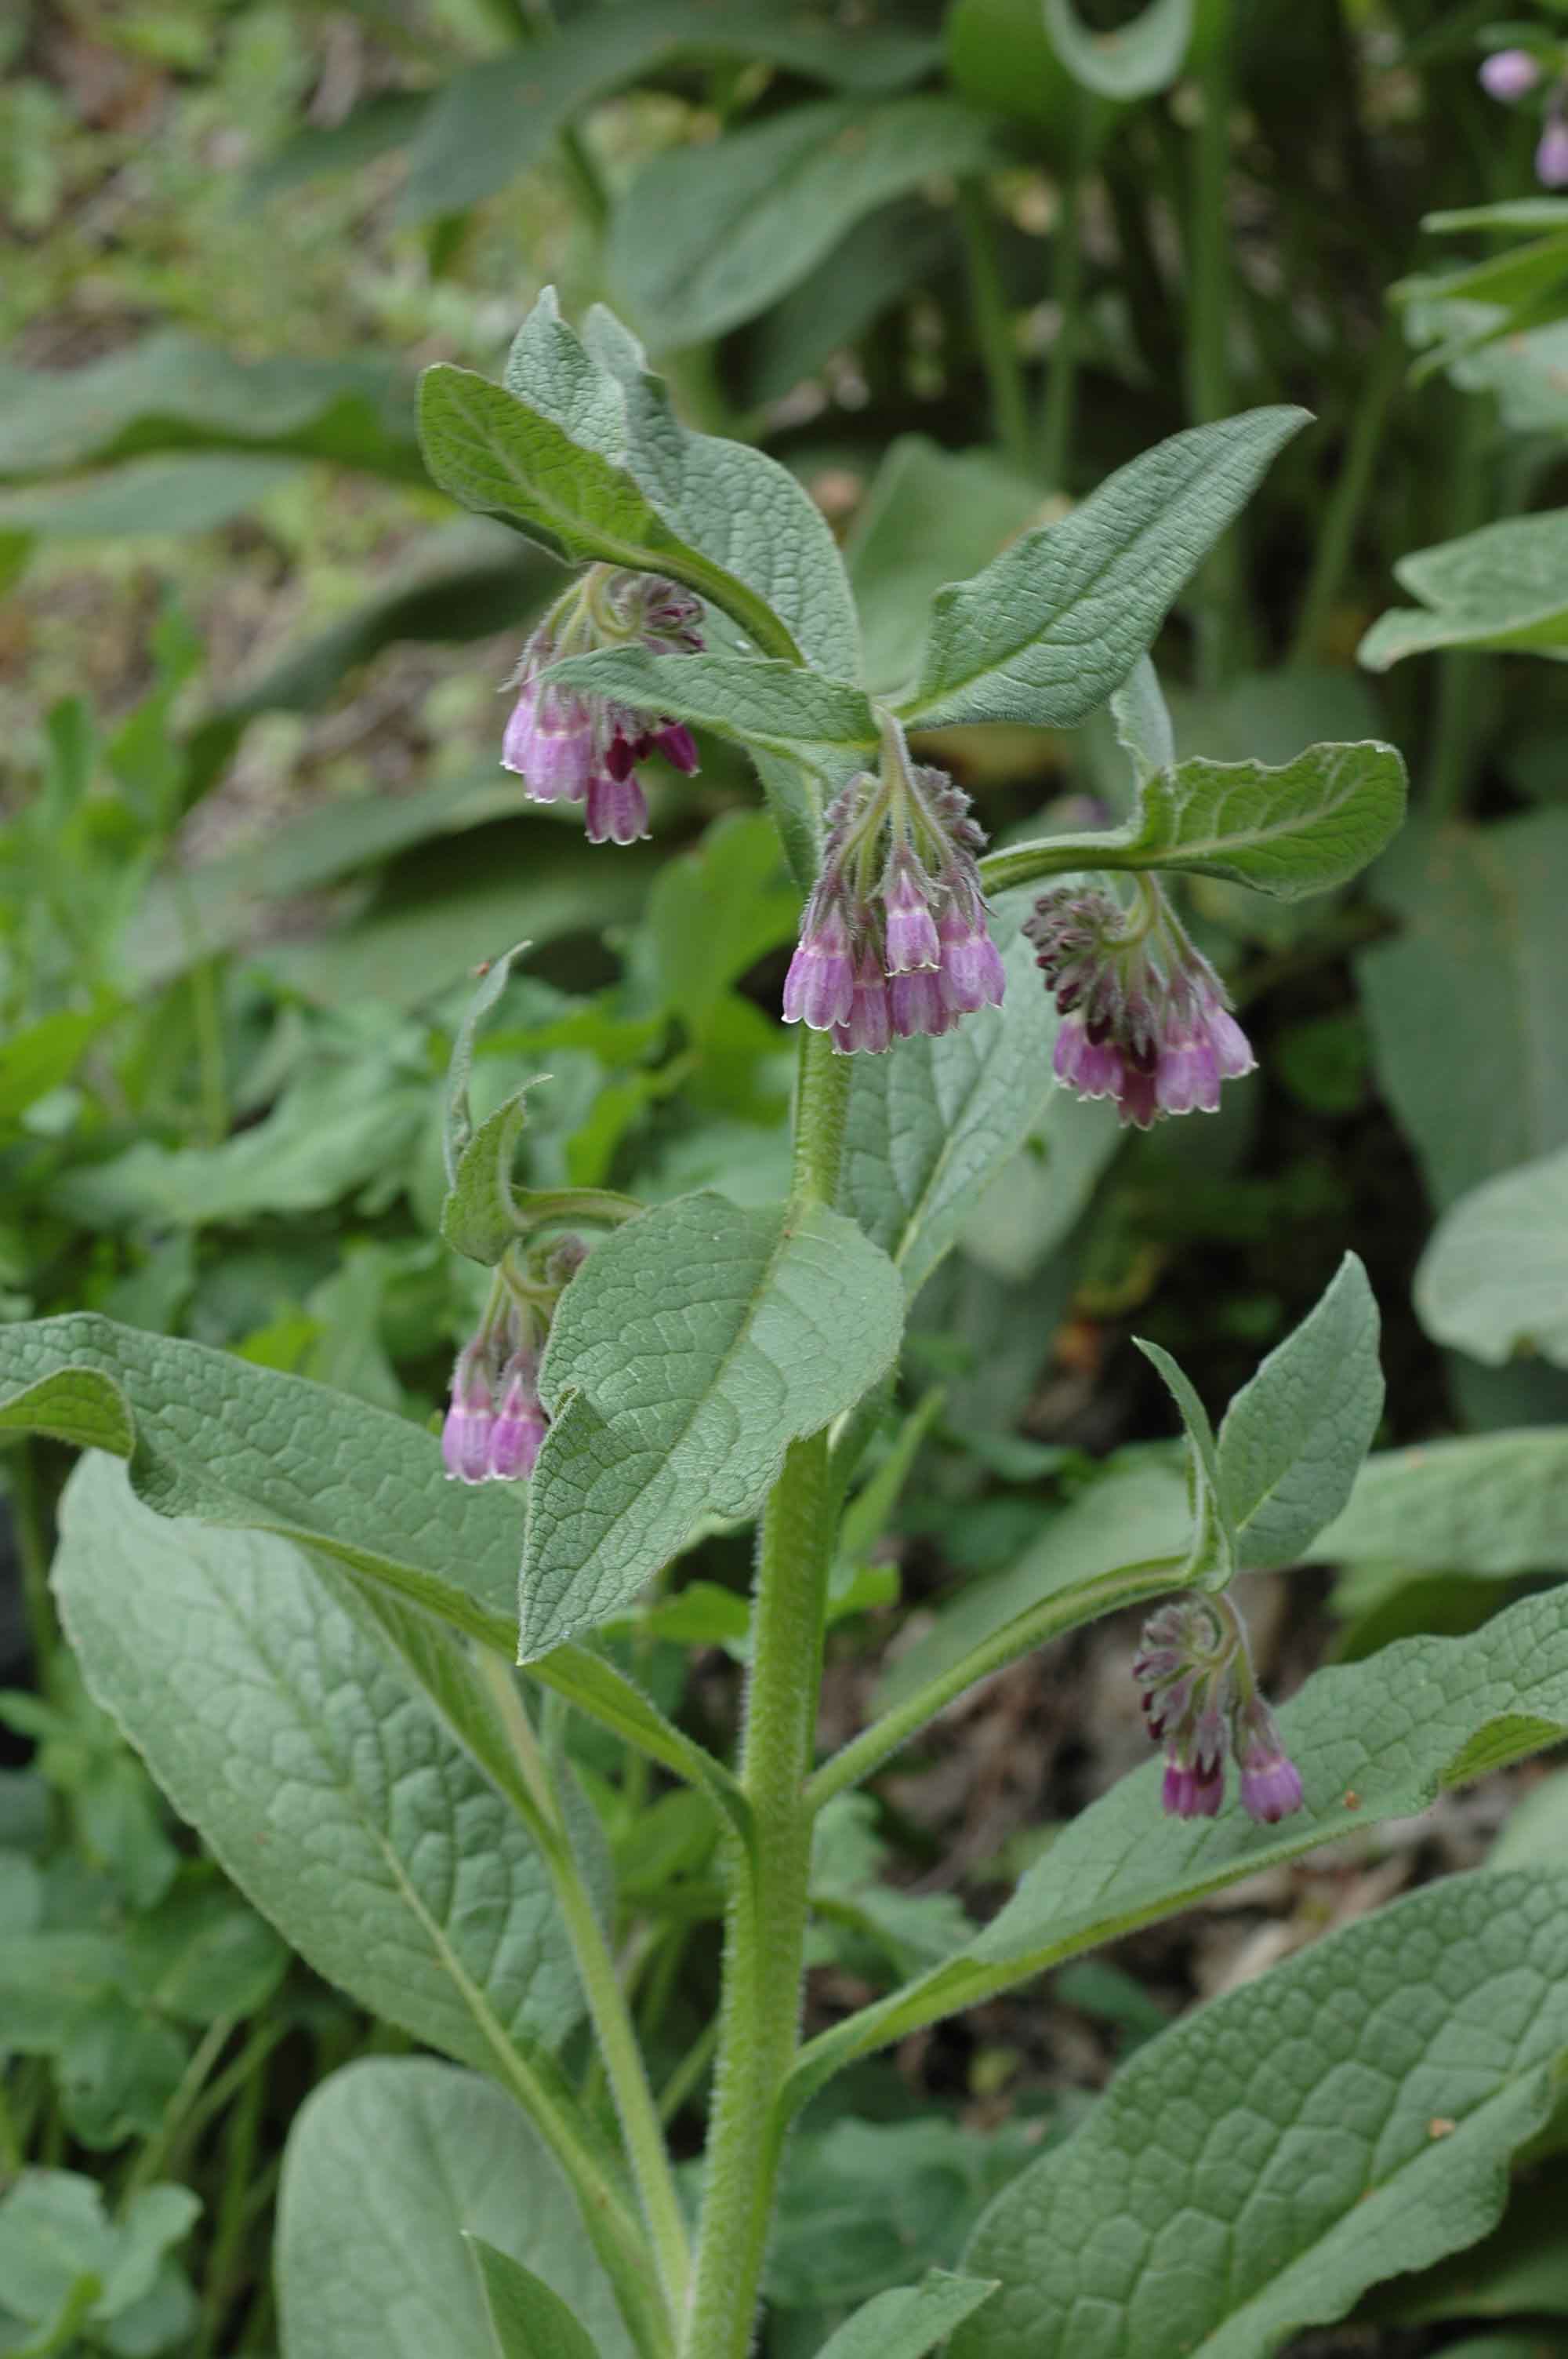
left=476, top=1652, right=691, bottom=2329
left=1289, top=318, right=1403, bottom=667
left=958, top=180, right=1031, bottom=475
left=681, top=1034, right=851, bottom=2359
left=1186, top=9, right=1236, bottom=688
left=804, top=1554, right=1186, bottom=1813
left=1040, top=171, right=1083, bottom=491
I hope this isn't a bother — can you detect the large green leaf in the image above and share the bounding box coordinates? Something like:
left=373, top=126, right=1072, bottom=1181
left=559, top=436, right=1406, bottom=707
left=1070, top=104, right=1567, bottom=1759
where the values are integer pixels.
left=0, top=334, right=420, bottom=482
left=1098, top=740, right=1407, bottom=900
left=0, top=1309, right=519, bottom=1640
left=0, top=1313, right=732, bottom=1809
left=817, top=2275, right=1000, bottom=2359
left=837, top=890, right=1059, bottom=1298
left=276, top=2060, right=633, bottom=2359
left=608, top=98, right=1004, bottom=349
left=1415, top=1147, right=1568, bottom=1369
left=470, top=2239, right=602, bottom=2359
left=788, top=1577, right=1568, bottom=2106
left=419, top=365, right=794, bottom=661
left=1042, top=0, right=1192, bottom=98
left=1307, top=1430, right=1568, bottom=1575
left=521, top=1194, right=904, bottom=1656
left=1215, top=1253, right=1384, bottom=1568
left=1359, top=510, right=1568, bottom=669
left=896, top=409, right=1306, bottom=731
left=1356, top=813, right=1568, bottom=1209
left=53, top=1457, right=581, bottom=2077
left=952, top=1870, right=1568, bottom=2359
left=543, top=649, right=877, bottom=777
left=397, top=6, right=938, bottom=225
left=507, top=296, right=858, bottom=678
left=0, top=453, right=299, bottom=538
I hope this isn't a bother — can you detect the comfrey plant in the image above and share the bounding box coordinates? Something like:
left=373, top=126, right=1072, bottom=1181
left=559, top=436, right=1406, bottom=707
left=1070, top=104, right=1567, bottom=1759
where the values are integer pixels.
left=13, top=297, right=1568, bottom=2359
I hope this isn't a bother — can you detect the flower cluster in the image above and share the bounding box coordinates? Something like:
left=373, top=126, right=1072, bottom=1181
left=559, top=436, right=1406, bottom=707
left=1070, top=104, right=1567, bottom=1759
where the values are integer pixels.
left=441, top=1238, right=586, bottom=1484
left=1478, top=45, right=1568, bottom=184
left=1025, top=877, right=1254, bottom=1129
left=1132, top=1595, right=1304, bottom=1824
left=783, top=740, right=1004, bottom=1053
left=502, top=569, right=703, bottom=844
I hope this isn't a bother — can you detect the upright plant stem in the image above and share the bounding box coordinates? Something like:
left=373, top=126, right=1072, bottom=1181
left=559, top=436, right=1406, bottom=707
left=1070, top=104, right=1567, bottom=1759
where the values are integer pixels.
left=1289, top=318, right=1403, bottom=667
left=1187, top=9, right=1236, bottom=688
left=1426, top=392, right=1494, bottom=820
left=681, top=1031, right=851, bottom=2359
left=958, top=181, right=1030, bottom=476
left=1040, top=170, right=1083, bottom=491
left=476, top=1652, right=691, bottom=2329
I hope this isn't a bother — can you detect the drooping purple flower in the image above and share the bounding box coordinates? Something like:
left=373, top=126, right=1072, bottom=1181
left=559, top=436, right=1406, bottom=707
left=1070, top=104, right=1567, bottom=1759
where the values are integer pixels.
left=1233, top=1697, right=1306, bottom=1825
left=1539, top=115, right=1568, bottom=184
left=782, top=735, right=1002, bottom=1052
left=833, top=945, right=893, bottom=1056
left=1480, top=46, right=1542, bottom=100
left=1133, top=1594, right=1304, bottom=1826
left=783, top=892, right=857, bottom=1030
left=501, top=569, right=703, bottom=844
left=1028, top=878, right=1254, bottom=1129
left=441, top=1344, right=495, bottom=1485
left=489, top=1352, right=550, bottom=1481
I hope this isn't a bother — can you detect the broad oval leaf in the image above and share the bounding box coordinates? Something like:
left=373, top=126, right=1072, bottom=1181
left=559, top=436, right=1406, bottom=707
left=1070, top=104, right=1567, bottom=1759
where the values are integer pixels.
left=1216, top=1252, right=1384, bottom=1568
left=521, top=1194, right=905, bottom=1657
left=543, top=648, right=878, bottom=778
left=1356, top=812, right=1568, bottom=1210
left=1415, top=1146, right=1568, bottom=1369
left=1112, top=740, right=1407, bottom=900
left=417, top=365, right=800, bottom=664
left=397, top=6, right=938, bottom=225
left=1359, top=508, right=1568, bottom=669
left=470, top=2238, right=601, bottom=2359
left=837, top=890, right=1059, bottom=1298
left=1307, top=1429, right=1568, bottom=1575
left=608, top=98, right=1004, bottom=349
left=277, top=2059, right=633, bottom=2359
left=953, top=1869, right=1568, bottom=2359
left=818, top=2274, right=1000, bottom=2359
left=0, top=1313, right=737, bottom=1812
left=788, top=1576, right=1568, bottom=2109
left=898, top=409, right=1308, bottom=731
left=53, top=1456, right=581, bottom=2075
left=1043, top=0, right=1192, bottom=99
left=0, top=333, right=419, bottom=483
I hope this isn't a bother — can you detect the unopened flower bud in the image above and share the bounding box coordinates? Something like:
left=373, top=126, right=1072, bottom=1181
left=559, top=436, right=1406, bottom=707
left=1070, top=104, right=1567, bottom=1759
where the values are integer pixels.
left=1028, top=877, right=1254, bottom=1129
left=545, top=1234, right=587, bottom=1288
left=1133, top=1593, right=1304, bottom=1826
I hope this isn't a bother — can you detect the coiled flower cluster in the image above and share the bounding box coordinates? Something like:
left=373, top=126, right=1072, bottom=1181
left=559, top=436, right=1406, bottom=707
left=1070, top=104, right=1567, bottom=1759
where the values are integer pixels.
left=1133, top=1593, right=1304, bottom=1824
left=441, top=1238, right=586, bottom=1485
left=502, top=569, right=702, bottom=844
left=783, top=734, right=1004, bottom=1054
left=1025, top=876, right=1254, bottom=1128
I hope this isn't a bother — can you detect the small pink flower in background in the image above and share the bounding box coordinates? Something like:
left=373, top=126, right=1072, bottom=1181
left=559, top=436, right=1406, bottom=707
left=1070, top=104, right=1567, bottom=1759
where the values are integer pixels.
left=1539, top=116, right=1568, bottom=183
left=1026, top=879, right=1254, bottom=1129
left=1479, top=46, right=1543, bottom=100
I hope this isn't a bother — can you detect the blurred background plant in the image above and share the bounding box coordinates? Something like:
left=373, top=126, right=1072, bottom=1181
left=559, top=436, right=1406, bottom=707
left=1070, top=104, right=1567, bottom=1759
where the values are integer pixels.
left=5, top=1, right=1568, bottom=2352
